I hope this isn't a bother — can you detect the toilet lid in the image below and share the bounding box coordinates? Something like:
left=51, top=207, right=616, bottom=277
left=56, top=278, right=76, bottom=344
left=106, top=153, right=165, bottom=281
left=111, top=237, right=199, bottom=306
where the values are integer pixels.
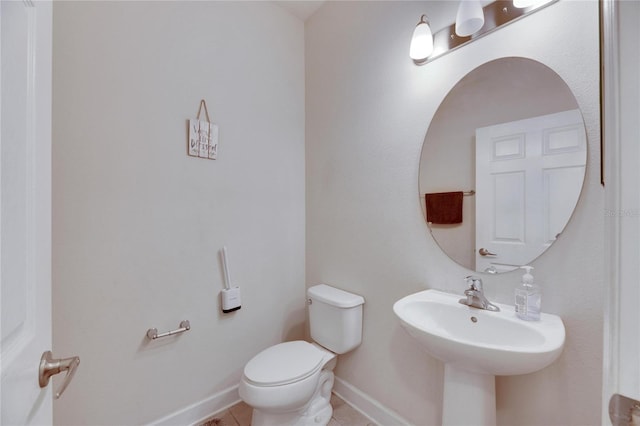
left=244, top=341, right=324, bottom=386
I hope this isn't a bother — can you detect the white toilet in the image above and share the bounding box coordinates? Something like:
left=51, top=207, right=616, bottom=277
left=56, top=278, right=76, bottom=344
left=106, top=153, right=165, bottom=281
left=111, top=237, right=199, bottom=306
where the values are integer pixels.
left=239, top=284, right=365, bottom=426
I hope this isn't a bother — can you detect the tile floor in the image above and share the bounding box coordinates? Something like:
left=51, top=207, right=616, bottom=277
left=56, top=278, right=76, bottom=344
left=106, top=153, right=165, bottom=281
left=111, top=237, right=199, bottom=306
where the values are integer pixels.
left=199, top=394, right=375, bottom=426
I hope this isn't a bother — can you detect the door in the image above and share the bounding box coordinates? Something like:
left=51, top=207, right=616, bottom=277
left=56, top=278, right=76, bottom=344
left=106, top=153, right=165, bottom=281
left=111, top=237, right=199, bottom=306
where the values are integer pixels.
left=475, top=109, right=586, bottom=272
left=602, top=0, right=640, bottom=424
left=1, top=1, right=53, bottom=424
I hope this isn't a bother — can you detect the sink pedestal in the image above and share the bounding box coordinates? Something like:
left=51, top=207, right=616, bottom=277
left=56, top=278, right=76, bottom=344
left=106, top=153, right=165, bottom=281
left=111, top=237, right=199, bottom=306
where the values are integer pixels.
left=442, top=364, right=496, bottom=426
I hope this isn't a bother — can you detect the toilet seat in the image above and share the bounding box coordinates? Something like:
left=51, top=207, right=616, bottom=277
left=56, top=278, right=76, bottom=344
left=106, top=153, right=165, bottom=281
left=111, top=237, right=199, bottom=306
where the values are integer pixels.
left=244, top=341, right=324, bottom=387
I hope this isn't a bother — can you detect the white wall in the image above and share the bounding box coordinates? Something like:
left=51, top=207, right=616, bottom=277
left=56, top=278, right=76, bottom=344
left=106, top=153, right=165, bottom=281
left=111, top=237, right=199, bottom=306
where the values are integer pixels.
left=306, top=1, right=603, bottom=425
left=52, top=2, right=305, bottom=424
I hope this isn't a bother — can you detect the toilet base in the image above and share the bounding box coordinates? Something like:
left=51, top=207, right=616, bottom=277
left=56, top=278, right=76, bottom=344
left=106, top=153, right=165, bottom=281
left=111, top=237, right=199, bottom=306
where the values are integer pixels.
left=250, top=370, right=334, bottom=426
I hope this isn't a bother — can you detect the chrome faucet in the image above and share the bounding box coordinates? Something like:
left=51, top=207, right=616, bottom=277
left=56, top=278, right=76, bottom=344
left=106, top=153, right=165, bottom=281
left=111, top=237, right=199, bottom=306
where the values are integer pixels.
left=459, top=276, right=500, bottom=312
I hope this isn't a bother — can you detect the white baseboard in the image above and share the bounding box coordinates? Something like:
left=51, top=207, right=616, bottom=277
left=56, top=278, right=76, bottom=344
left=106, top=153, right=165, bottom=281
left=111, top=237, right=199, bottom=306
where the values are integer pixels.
left=333, top=377, right=411, bottom=426
left=147, top=377, right=407, bottom=426
left=147, top=385, right=240, bottom=426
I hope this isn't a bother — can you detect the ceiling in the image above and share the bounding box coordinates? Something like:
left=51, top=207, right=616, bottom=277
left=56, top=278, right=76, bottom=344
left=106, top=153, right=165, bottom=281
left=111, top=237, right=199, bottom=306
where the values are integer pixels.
left=272, top=1, right=497, bottom=28
left=273, top=1, right=325, bottom=21
left=420, top=1, right=496, bottom=31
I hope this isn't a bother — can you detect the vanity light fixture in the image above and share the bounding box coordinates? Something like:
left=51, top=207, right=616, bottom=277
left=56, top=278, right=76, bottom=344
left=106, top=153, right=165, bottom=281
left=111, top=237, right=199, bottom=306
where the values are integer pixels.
left=410, top=0, right=558, bottom=65
left=455, top=0, right=485, bottom=37
left=409, top=14, right=434, bottom=62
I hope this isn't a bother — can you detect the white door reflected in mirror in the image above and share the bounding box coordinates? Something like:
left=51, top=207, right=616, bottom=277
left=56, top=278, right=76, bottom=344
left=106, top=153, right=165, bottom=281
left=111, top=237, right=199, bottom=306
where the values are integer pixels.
left=475, top=109, right=586, bottom=273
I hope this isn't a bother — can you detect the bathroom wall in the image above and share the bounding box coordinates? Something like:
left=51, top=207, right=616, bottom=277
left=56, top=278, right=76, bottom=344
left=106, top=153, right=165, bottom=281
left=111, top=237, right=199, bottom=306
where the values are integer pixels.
left=306, top=1, right=603, bottom=425
left=52, top=2, right=304, bottom=424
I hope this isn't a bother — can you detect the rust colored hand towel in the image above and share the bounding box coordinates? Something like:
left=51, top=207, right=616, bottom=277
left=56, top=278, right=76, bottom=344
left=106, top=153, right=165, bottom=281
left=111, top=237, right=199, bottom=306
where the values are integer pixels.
left=425, top=191, right=464, bottom=224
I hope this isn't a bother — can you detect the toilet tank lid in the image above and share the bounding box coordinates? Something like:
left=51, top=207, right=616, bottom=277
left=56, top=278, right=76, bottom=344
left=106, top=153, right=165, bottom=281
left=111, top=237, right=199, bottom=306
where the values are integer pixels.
left=307, top=284, right=365, bottom=308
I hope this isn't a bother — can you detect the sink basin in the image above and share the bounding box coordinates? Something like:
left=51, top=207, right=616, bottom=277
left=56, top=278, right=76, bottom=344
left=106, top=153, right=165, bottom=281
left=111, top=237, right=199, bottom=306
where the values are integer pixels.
left=393, top=289, right=565, bottom=426
left=393, top=289, right=565, bottom=375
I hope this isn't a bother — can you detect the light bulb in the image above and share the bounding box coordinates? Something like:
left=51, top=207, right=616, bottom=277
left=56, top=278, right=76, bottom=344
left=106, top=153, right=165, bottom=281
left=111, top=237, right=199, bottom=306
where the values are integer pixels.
left=455, top=0, right=485, bottom=37
left=409, top=15, right=433, bottom=61
left=513, top=0, right=550, bottom=8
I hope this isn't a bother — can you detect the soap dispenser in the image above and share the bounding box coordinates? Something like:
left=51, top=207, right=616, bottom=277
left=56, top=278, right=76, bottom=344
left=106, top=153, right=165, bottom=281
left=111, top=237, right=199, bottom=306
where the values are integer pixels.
left=514, top=266, right=541, bottom=321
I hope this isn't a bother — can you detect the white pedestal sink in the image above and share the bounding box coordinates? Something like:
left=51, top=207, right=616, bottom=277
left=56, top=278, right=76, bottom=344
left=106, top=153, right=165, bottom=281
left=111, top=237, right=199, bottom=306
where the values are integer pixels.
left=393, top=289, right=565, bottom=426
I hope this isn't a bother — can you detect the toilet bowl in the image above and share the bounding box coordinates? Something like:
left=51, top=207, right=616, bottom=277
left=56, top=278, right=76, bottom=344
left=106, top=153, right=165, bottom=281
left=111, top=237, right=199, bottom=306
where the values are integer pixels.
left=239, top=284, right=365, bottom=426
left=239, top=341, right=336, bottom=425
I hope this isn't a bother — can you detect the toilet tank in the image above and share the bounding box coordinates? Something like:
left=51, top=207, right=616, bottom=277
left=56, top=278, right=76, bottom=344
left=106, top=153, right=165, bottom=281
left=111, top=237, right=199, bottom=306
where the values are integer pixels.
left=307, top=284, right=365, bottom=354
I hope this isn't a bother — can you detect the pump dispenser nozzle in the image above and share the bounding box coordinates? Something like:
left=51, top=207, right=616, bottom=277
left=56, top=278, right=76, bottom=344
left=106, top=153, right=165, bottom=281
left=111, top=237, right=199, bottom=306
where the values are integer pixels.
left=520, top=266, right=534, bottom=285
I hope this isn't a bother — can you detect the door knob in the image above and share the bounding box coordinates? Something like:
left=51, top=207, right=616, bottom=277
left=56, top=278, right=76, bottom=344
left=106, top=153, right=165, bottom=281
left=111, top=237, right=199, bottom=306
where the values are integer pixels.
left=39, top=351, right=80, bottom=399
left=479, top=248, right=497, bottom=257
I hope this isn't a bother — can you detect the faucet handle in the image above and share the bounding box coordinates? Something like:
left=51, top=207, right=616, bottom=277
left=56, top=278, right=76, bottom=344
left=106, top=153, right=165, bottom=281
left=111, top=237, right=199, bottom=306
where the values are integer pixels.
left=465, top=275, right=483, bottom=291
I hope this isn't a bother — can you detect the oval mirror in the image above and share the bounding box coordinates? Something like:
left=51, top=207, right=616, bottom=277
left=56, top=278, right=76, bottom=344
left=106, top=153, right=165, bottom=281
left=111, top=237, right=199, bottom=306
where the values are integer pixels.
left=419, top=57, right=587, bottom=274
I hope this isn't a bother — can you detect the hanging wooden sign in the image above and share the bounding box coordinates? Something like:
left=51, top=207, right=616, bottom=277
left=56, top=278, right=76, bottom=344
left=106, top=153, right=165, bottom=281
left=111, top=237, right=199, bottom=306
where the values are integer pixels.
left=188, top=99, right=219, bottom=160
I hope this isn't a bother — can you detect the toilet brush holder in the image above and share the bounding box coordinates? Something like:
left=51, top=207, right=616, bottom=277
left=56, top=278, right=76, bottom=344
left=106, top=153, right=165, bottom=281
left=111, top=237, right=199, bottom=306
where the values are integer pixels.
left=221, top=287, right=241, bottom=313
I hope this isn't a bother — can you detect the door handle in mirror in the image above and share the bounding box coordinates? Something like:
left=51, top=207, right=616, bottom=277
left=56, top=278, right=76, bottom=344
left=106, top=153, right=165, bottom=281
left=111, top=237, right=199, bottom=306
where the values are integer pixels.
left=39, top=350, right=80, bottom=399
left=479, top=248, right=497, bottom=257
